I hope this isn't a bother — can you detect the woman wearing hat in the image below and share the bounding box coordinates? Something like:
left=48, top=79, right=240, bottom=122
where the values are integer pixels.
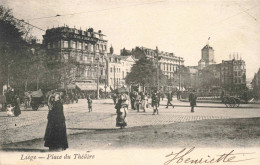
left=44, top=93, right=68, bottom=151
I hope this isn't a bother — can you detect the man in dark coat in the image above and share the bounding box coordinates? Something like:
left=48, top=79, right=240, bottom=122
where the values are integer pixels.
left=152, top=91, right=159, bottom=115
left=135, top=93, right=141, bottom=112
left=112, top=93, right=117, bottom=105
left=177, top=90, right=181, bottom=100
left=44, top=94, right=68, bottom=151
left=220, top=90, right=225, bottom=103
left=189, top=90, right=197, bottom=113
left=157, top=91, right=161, bottom=107
left=166, top=92, right=174, bottom=108
left=129, top=91, right=135, bottom=110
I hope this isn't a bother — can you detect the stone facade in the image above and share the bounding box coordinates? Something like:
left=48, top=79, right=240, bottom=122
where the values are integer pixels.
left=42, top=26, right=108, bottom=90
left=106, top=52, right=135, bottom=90
left=124, top=46, right=184, bottom=79
left=220, top=59, right=246, bottom=87
left=251, top=68, right=260, bottom=99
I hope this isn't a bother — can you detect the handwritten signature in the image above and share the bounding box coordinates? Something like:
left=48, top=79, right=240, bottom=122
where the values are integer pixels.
left=164, top=147, right=255, bottom=165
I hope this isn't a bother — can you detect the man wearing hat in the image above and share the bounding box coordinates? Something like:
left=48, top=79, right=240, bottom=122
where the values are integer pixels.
left=189, top=90, right=197, bottom=112
left=152, top=90, right=159, bottom=115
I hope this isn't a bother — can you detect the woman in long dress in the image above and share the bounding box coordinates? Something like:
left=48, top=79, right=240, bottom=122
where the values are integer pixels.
left=44, top=94, right=68, bottom=151
left=115, top=94, right=128, bottom=129
left=13, top=95, right=21, bottom=117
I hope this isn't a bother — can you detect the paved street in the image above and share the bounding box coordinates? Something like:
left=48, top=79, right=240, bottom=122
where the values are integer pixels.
left=0, top=98, right=259, bottom=145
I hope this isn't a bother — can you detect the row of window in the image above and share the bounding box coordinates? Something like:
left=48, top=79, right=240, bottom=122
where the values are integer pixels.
left=110, top=67, right=121, bottom=73
left=234, top=78, right=242, bottom=84
left=161, top=64, right=177, bottom=72
left=234, top=71, right=242, bottom=77
left=160, top=59, right=182, bottom=64
left=110, top=78, right=122, bottom=84
left=47, top=41, right=107, bottom=51
left=109, top=57, right=121, bottom=63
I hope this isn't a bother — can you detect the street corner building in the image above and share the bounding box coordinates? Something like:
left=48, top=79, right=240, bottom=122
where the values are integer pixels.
left=42, top=26, right=108, bottom=93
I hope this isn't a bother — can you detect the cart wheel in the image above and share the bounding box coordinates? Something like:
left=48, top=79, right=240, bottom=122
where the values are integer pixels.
left=224, top=97, right=229, bottom=107
left=32, top=105, right=39, bottom=111
left=235, top=99, right=240, bottom=108
left=229, top=98, right=236, bottom=108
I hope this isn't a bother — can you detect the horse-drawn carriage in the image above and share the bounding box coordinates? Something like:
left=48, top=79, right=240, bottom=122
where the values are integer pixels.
left=222, top=94, right=248, bottom=108
left=222, top=96, right=241, bottom=108
left=24, top=89, right=44, bottom=111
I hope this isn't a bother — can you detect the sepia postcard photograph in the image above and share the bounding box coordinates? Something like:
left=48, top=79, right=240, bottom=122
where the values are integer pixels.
left=0, top=0, right=259, bottom=164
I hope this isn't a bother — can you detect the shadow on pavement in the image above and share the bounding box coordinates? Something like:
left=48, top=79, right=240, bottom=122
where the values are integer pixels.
left=67, top=128, right=118, bottom=131
left=170, top=105, right=258, bottom=109
left=102, top=103, right=115, bottom=105
left=0, top=148, right=48, bottom=152
left=0, top=116, right=10, bottom=118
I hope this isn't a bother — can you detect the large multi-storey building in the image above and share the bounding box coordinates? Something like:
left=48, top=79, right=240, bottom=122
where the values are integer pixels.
left=122, top=46, right=184, bottom=79
left=220, top=58, right=246, bottom=88
left=251, top=68, right=260, bottom=99
left=107, top=46, right=135, bottom=89
left=42, top=26, right=108, bottom=91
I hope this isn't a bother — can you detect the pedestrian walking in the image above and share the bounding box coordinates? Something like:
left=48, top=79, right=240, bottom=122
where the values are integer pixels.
left=140, top=92, right=146, bottom=112
left=220, top=90, right=225, bottom=103
left=189, top=90, right=197, bottom=113
left=44, top=93, right=68, bottom=151
left=176, top=90, right=180, bottom=100
left=13, top=95, right=21, bottom=117
left=157, top=91, right=161, bottom=107
left=161, top=92, right=164, bottom=101
left=112, top=93, right=117, bottom=105
left=152, top=91, right=159, bottom=115
left=129, top=91, right=135, bottom=110
left=166, top=92, right=175, bottom=108
left=115, top=94, right=128, bottom=129
left=135, top=92, right=141, bottom=112
left=87, top=96, right=93, bottom=112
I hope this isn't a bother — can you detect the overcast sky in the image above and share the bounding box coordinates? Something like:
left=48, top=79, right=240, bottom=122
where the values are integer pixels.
left=1, top=0, right=260, bottom=79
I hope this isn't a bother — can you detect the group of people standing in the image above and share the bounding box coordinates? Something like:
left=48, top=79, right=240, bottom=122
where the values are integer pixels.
left=42, top=89, right=197, bottom=151
left=129, top=91, right=148, bottom=112
left=5, top=88, right=21, bottom=117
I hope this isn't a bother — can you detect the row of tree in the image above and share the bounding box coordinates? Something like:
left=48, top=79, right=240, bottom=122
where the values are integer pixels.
left=124, top=57, right=195, bottom=91
left=0, top=5, right=77, bottom=95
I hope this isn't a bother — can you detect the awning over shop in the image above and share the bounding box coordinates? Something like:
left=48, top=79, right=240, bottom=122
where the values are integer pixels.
left=67, top=84, right=76, bottom=89
left=76, top=82, right=97, bottom=91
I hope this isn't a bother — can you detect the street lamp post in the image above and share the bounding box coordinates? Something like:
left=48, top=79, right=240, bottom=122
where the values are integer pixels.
left=4, top=43, right=9, bottom=89
left=104, top=57, right=108, bottom=99
left=114, top=65, right=116, bottom=90
left=95, top=44, right=100, bottom=99
left=179, top=57, right=181, bottom=91
left=156, top=46, right=159, bottom=91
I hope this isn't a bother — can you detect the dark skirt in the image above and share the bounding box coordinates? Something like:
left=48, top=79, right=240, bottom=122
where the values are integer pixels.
left=13, top=106, right=21, bottom=116
left=116, top=112, right=127, bottom=127
left=44, top=118, right=68, bottom=149
left=190, top=101, right=196, bottom=107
